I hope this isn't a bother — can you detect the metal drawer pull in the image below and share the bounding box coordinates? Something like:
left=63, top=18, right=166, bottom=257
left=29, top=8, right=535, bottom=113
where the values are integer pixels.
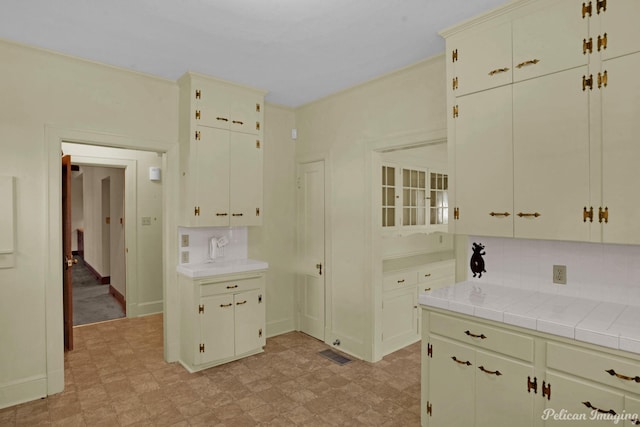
left=226, top=285, right=238, bottom=289
left=465, top=330, right=487, bottom=339
left=424, top=273, right=431, bottom=278
left=451, top=356, right=472, bottom=366
left=216, top=213, right=228, bottom=216
left=489, top=212, right=510, bottom=217
left=397, top=279, right=405, bottom=284
left=236, top=300, right=247, bottom=305
left=517, top=212, right=541, bottom=218
left=232, top=120, right=244, bottom=125
left=605, top=369, right=640, bottom=383
left=424, top=287, right=432, bottom=292
left=582, top=401, right=616, bottom=416
left=220, top=303, right=232, bottom=308
left=488, top=67, right=509, bottom=76
left=478, top=366, right=502, bottom=376
left=516, top=59, right=540, bottom=69
left=216, top=117, right=229, bottom=122
left=232, top=213, right=244, bottom=217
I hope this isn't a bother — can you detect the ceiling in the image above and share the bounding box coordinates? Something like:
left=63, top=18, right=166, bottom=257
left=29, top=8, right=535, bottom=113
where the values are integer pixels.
left=0, top=0, right=508, bottom=107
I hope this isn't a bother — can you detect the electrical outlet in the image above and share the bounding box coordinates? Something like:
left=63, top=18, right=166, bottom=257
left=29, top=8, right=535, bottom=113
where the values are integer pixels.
left=181, top=251, right=189, bottom=264
left=553, top=265, right=567, bottom=284
left=181, top=234, right=189, bottom=247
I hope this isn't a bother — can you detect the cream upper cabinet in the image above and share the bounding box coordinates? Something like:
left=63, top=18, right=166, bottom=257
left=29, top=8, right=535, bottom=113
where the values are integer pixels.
left=593, top=0, right=640, bottom=61
left=450, top=22, right=512, bottom=97
left=454, top=85, right=513, bottom=237
left=598, top=53, right=640, bottom=244
left=513, top=66, right=592, bottom=241
left=512, top=0, right=588, bottom=82
left=178, top=72, right=265, bottom=227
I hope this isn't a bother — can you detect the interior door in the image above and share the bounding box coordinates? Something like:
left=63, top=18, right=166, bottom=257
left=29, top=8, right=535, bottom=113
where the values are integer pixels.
left=297, top=160, right=325, bottom=341
left=62, top=155, right=73, bottom=350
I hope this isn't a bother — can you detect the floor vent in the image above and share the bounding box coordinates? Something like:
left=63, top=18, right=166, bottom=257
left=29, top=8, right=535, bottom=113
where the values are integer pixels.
left=319, top=349, right=352, bottom=365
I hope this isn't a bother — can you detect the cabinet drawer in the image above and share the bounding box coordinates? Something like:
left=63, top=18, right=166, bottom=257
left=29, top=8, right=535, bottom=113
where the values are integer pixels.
left=418, top=260, right=455, bottom=285
left=430, top=312, right=534, bottom=362
left=383, top=271, right=418, bottom=292
left=547, top=342, right=640, bottom=395
left=200, top=277, right=263, bottom=297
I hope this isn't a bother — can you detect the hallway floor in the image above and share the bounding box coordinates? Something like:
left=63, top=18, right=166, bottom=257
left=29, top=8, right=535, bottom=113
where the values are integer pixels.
left=0, top=315, right=422, bottom=426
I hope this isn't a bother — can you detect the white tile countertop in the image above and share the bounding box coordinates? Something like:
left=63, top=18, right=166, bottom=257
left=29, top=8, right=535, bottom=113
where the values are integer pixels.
left=419, top=281, right=640, bottom=355
left=177, top=259, right=268, bottom=278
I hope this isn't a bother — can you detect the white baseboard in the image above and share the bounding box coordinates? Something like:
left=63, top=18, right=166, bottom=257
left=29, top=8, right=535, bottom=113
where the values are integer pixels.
left=0, top=375, right=47, bottom=410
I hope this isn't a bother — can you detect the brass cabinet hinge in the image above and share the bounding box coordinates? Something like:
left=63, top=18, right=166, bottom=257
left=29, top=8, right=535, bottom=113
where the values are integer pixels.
left=582, top=74, right=594, bottom=91
left=453, top=105, right=459, bottom=118
left=596, top=0, right=606, bottom=14
left=583, top=206, right=594, bottom=223
left=195, top=130, right=201, bottom=141
left=256, top=140, right=261, bottom=149
left=195, top=89, right=201, bottom=100
left=527, top=376, right=538, bottom=393
left=599, top=206, right=609, bottom=223
left=582, top=1, right=592, bottom=18
left=256, top=103, right=261, bottom=112
left=542, top=381, right=551, bottom=400
left=598, top=71, right=608, bottom=89
left=452, top=77, right=459, bottom=91
left=195, top=110, right=201, bottom=120
left=256, top=122, right=261, bottom=131
left=198, top=304, right=204, bottom=314
left=583, top=38, right=593, bottom=54
left=452, top=49, right=458, bottom=63
left=597, top=33, right=608, bottom=51
left=427, top=343, right=433, bottom=358
left=454, top=207, right=460, bottom=220
left=199, top=343, right=205, bottom=353
left=426, top=401, right=433, bottom=416
left=194, top=206, right=200, bottom=216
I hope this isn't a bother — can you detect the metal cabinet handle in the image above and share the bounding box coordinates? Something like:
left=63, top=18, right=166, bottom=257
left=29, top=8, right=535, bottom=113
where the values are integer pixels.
left=605, top=369, right=640, bottom=383
left=478, top=366, right=502, bottom=376
left=216, top=117, right=229, bottom=122
left=397, top=279, right=405, bottom=284
left=232, top=120, right=244, bottom=125
left=488, top=67, right=510, bottom=76
left=220, top=303, right=232, bottom=308
left=517, top=212, right=541, bottom=218
left=489, top=211, right=511, bottom=217
left=236, top=300, right=247, bottom=305
left=516, top=59, right=540, bottom=69
left=465, top=330, right=487, bottom=339
left=451, top=356, right=472, bottom=366
left=226, top=285, right=238, bottom=289
left=216, top=213, right=228, bottom=217
left=232, top=213, right=244, bottom=217
left=582, top=401, right=616, bottom=416
left=316, top=263, right=323, bottom=275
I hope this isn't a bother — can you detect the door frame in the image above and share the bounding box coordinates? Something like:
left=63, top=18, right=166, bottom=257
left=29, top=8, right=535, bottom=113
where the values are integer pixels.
left=44, top=126, right=178, bottom=396
left=295, top=155, right=332, bottom=344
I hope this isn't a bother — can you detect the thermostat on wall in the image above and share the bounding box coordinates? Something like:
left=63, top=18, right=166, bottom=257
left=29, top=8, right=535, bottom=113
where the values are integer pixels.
left=149, top=167, right=161, bottom=181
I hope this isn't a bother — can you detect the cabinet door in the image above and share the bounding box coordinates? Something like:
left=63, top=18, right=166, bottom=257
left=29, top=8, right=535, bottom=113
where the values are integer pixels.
left=234, top=289, right=265, bottom=355
left=196, top=127, right=230, bottom=226
left=229, top=132, right=263, bottom=226
left=600, top=53, right=640, bottom=244
left=475, top=351, right=535, bottom=427
left=450, top=22, right=512, bottom=97
left=454, top=85, right=513, bottom=237
left=229, top=91, right=262, bottom=135
left=194, top=84, right=231, bottom=130
left=598, top=0, right=640, bottom=61
left=513, top=67, right=591, bottom=241
left=199, top=294, right=235, bottom=364
left=426, top=335, right=475, bottom=427
left=382, top=287, right=418, bottom=355
left=512, top=0, right=588, bottom=82
left=542, top=372, right=624, bottom=426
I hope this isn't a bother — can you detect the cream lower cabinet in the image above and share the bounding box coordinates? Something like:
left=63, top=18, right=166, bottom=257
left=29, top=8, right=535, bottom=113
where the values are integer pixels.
left=179, top=271, right=266, bottom=373
left=382, top=259, right=455, bottom=356
left=422, top=308, right=640, bottom=426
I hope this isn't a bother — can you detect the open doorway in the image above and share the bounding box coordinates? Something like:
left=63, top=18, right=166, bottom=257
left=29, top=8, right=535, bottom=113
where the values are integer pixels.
left=70, top=165, right=126, bottom=326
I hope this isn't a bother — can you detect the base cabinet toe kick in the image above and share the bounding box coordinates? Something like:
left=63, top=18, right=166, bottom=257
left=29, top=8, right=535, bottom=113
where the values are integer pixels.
left=420, top=307, right=640, bottom=427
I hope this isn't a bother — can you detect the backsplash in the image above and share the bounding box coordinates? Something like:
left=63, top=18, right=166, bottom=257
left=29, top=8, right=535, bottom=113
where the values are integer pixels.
left=178, top=227, right=248, bottom=264
left=468, top=236, right=640, bottom=306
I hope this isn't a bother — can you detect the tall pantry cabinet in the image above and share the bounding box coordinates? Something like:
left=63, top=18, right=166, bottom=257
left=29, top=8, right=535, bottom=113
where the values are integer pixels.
left=178, top=73, right=266, bottom=227
left=443, top=0, right=640, bottom=245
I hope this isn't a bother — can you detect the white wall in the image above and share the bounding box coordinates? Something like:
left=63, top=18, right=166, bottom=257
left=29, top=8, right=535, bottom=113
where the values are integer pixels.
left=295, top=55, right=447, bottom=360
left=70, top=172, right=84, bottom=252
left=464, top=236, right=640, bottom=306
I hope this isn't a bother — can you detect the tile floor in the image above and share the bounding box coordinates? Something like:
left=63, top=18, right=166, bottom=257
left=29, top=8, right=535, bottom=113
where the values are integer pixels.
left=0, top=314, right=422, bottom=426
